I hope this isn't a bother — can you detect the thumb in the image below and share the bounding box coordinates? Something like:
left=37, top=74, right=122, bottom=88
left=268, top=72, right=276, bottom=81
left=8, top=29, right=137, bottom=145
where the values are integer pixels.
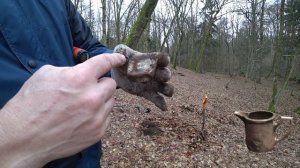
left=74, top=53, right=126, bottom=79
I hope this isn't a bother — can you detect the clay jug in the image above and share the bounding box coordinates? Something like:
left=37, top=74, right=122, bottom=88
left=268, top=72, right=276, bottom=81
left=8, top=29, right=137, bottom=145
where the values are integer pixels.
left=234, top=111, right=293, bottom=152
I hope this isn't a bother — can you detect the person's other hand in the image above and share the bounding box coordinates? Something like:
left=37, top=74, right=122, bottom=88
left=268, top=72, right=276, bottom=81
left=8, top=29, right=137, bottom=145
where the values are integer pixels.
left=0, top=53, right=126, bottom=168
left=112, top=44, right=174, bottom=111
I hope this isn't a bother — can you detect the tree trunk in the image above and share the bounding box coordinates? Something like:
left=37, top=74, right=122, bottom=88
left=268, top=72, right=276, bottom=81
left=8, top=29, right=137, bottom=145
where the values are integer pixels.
left=121, top=1, right=139, bottom=43
left=173, top=30, right=184, bottom=69
left=89, top=0, right=92, bottom=26
left=247, top=0, right=259, bottom=81
left=268, top=0, right=285, bottom=113
left=255, top=0, right=266, bottom=84
left=101, top=0, right=107, bottom=44
left=195, top=19, right=212, bottom=73
left=73, top=0, right=80, bottom=10
left=113, top=0, right=123, bottom=44
left=194, top=0, right=227, bottom=73
left=106, top=1, right=112, bottom=47
left=126, top=0, right=159, bottom=48
left=159, top=0, right=184, bottom=52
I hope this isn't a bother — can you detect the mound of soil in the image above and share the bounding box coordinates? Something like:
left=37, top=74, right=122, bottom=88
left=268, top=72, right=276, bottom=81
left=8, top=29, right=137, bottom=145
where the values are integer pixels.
left=102, top=67, right=300, bottom=167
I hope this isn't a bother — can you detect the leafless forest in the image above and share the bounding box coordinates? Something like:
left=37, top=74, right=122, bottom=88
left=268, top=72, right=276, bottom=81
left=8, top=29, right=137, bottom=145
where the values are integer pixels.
left=71, top=0, right=299, bottom=111
left=71, top=0, right=299, bottom=167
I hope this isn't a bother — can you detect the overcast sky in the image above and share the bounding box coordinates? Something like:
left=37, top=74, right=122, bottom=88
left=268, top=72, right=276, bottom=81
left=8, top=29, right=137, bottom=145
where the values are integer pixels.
left=90, top=0, right=278, bottom=18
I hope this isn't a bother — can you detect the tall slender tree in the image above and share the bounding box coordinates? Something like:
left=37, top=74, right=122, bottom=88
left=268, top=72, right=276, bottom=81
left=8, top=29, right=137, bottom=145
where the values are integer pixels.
left=126, top=0, right=159, bottom=48
left=268, top=0, right=286, bottom=112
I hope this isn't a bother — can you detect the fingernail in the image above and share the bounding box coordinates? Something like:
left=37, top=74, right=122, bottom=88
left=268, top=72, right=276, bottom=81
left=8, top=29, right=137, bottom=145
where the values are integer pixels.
left=115, top=53, right=126, bottom=63
left=120, top=54, right=128, bottom=64
left=121, top=54, right=127, bottom=63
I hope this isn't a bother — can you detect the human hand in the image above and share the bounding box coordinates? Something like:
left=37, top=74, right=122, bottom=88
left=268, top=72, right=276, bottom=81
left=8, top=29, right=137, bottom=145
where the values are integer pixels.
left=0, top=54, right=126, bottom=168
left=112, top=44, right=174, bottom=111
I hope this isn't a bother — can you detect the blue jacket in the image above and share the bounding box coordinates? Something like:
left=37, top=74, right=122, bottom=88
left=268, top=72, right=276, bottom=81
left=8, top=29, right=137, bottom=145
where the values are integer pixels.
left=0, top=0, right=112, bottom=167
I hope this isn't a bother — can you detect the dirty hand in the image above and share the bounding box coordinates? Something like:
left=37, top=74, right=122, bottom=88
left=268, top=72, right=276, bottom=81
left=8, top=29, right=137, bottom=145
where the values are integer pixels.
left=0, top=54, right=126, bottom=168
left=112, top=44, right=174, bottom=111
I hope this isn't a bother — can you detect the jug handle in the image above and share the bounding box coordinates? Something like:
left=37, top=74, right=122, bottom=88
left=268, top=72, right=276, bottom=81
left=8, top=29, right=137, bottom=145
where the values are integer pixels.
left=274, top=116, right=293, bottom=143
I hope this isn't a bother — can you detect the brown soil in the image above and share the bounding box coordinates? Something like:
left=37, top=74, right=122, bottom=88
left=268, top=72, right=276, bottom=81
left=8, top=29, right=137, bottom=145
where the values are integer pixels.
left=102, top=67, right=300, bottom=168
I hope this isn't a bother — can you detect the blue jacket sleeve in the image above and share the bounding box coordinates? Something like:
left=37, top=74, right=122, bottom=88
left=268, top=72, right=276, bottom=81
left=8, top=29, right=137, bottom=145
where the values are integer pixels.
left=65, top=0, right=113, bottom=56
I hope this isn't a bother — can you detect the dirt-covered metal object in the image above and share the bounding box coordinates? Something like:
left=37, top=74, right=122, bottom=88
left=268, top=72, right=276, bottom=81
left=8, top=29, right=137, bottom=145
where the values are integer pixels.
left=126, top=53, right=158, bottom=81
left=112, top=44, right=173, bottom=111
left=114, top=44, right=170, bottom=83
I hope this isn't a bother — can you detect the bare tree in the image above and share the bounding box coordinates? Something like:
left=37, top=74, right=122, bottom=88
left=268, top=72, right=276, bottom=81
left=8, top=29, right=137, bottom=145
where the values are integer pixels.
left=126, top=0, right=159, bottom=48
left=101, top=0, right=107, bottom=44
left=169, top=0, right=190, bottom=69
left=268, top=0, right=285, bottom=112
left=112, top=0, right=124, bottom=44
left=159, top=0, right=185, bottom=52
left=73, top=0, right=81, bottom=9
left=121, top=0, right=139, bottom=42
left=255, top=0, right=266, bottom=84
left=71, top=0, right=299, bottom=94
left=195, top=0, right=230, bottom=73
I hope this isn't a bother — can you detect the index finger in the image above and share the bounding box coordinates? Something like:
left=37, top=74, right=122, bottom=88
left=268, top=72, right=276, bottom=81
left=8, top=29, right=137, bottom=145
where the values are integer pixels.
left=75, top=53, right=126, bottom=78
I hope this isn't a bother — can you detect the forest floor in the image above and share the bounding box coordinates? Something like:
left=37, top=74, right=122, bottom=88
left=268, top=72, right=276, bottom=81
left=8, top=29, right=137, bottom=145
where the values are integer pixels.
left=102, top=67, right=300, bottom=168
